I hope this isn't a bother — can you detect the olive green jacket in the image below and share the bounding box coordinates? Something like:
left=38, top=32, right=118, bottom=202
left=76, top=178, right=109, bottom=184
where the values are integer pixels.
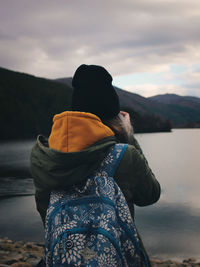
left=30, top=134, right=160, bottom=225
left=30, top=111, right=160, bottom=266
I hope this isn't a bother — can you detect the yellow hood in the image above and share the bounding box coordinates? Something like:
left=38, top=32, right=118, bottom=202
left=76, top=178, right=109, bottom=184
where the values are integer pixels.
left=49, top=111, right=114, bottom=153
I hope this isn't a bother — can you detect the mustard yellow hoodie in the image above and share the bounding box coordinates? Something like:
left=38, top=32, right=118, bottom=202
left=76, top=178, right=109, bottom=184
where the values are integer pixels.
left=49, top=111, right=114, bottom=152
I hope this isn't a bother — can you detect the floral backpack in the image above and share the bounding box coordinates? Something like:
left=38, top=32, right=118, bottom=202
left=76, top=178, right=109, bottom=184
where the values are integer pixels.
left=45, top=144, right=148, bottom=267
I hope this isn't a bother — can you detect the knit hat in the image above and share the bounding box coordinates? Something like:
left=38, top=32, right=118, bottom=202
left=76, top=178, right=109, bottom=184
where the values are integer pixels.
left=71, top=64, right=120, bottom=121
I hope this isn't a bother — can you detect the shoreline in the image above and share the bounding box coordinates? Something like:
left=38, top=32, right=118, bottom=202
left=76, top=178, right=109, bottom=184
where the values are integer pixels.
left=0, top=238, right=199, bottom=267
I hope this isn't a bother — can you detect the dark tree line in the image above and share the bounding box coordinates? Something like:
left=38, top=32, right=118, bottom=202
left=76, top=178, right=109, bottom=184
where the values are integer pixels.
left=122, top=107, right=171, bottom=133
left=0, top=67, right=72, bottom=140
left=0, top=67, right=171, bottom=141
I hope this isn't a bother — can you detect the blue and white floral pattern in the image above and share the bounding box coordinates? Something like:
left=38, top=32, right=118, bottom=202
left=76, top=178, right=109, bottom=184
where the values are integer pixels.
left=45, top=144, right=148, bottom=267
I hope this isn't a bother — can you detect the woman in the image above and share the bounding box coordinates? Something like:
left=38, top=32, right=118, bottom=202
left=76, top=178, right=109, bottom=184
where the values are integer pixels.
left=31, top=64, right=161, bottom=266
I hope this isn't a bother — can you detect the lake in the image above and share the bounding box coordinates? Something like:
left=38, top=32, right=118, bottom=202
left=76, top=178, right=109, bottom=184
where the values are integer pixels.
left=0, top=129, right=200, bottom=261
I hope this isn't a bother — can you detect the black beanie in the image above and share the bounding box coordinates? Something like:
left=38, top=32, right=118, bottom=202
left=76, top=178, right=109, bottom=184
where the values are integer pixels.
left=71, top=64, right=120, bottom=121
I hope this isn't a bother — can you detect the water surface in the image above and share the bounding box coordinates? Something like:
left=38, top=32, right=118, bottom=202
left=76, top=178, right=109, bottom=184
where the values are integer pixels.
left=135, top=129, right=200, bottom=260
left=0, top=129, right=200, bottom=260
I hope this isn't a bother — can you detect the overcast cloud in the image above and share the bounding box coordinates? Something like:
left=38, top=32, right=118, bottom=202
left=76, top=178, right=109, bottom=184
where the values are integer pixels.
left=0, top=0, right=200, bottom=97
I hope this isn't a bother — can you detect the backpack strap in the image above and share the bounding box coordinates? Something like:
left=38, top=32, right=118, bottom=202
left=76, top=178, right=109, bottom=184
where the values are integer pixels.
left=99, top=143, right=128, bottom=177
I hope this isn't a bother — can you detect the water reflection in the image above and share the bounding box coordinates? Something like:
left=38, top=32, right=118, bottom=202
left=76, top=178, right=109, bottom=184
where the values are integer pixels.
left=0, top=140, right=34, bottom=177
left=137, top=129, right=200, bottom=210
left=0, top=196, right=44, bottom=242
left=135, top=129, right=200, bottom=260
left=136, top=201, right=200, bottom=260
left=0, top=177, right=34, bottom=197
left=0, top=129, right=200, bottom=260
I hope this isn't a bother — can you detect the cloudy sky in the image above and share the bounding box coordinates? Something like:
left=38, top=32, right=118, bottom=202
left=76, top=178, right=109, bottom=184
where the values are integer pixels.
left=1, top=0, right=200, bottom=97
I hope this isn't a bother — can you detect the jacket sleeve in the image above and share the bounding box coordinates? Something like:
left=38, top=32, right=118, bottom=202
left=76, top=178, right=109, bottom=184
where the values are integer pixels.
left=114, top=135, right=161, bottom=206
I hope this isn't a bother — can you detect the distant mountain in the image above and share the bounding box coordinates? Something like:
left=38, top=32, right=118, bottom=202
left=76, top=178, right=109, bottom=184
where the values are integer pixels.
left=56, top=77, right=73, bottom=88
left=148, top=94, right=200, bottom=127
left=56, top=78, right=172, bottom=132
left=56, top=78, right=157, bottom=114
left=0, top=67, right=172, bottom=141
left=148, top=93, right=200, bottom=105
left=1, top=66, right=199, bottom=141
left=56, top=78, right=200, bottom=128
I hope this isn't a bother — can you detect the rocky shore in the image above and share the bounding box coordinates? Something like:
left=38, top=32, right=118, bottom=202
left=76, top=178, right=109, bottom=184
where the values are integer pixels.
left=0, top=237, right=199, bottom=267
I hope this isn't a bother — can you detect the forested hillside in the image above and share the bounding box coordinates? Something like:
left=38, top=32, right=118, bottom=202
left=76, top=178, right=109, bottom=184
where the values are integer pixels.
left=117, top=89, right=200, bottom=127
left=57, top=77, right=200, bottom=128
left=0, top=67, right=171, bottom=140
left=148, top=94, right=200, bottom=127
left=56, top=78, right=172, bottom=133
left=0, top=67, right=72, bottom=140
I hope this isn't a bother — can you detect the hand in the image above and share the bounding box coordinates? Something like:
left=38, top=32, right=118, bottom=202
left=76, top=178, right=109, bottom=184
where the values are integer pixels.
left=119, top=111, right=133, bottom=135
left=120, top=111, right=131, bottom=124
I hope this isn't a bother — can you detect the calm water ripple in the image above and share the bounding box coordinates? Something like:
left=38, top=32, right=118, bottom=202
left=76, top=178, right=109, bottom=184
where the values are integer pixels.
left=0, top=129, right=200, bottom=260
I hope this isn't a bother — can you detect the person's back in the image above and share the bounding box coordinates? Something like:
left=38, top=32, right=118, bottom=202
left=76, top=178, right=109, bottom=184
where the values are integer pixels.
left=30, top=64, right=161, bottom=266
